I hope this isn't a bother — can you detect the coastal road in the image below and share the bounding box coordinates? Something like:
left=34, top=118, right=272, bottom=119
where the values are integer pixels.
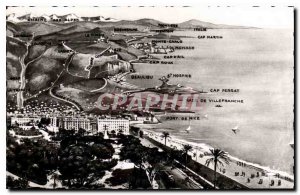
left=156, top=163, right=203, bottom=189
left=145, top=130, right=294, bottom=189
left=138, top=136, right=203, bottom=189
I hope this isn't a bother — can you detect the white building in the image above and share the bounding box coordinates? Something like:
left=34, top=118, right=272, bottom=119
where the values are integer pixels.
left=50, top=14, right=62, bottom=22
left=47, top=116, right=59, bottom=132
left=97, top=118, right=129, bottom=135
left=131, top=113, right=159, bottom=124
left=60, top=13, right=82, bottom=22
left=11, top=116, right=40, bottom=126
left=50, top=117, right=58, bottom=127
left=18, top=13, right=49, bottom=22
left=60, top=117, right=91, bottom=131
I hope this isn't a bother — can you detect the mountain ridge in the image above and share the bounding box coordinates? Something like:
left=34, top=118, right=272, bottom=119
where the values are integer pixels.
left=6, top=13, right=255, bottom=29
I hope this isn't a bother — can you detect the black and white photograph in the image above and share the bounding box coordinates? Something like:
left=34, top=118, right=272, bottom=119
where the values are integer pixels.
left=5, top=4, right=295, bottom=190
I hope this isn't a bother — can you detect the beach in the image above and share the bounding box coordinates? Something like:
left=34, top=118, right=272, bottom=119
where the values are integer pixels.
left=138, top=127, right=294, bottom=189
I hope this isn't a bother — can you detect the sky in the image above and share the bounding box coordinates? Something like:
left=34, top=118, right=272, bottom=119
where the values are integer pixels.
left=6, top=6, right=294, bottom=29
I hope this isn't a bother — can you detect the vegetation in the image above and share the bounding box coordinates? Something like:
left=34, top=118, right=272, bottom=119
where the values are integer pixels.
left=118, top=134, right=165, bottom=188
left=105, top=169, right=133, bottom=186
left=13, top=127, right=41, bottom=136
left=6, top=176, right=28, bottom=189
left=205, top=148, right=230, bottom=189
left=58, top=143, right=117, bottom=188
left=182, top=144, right=193, bottom=170
left=161, top=131, right=170, bottom=145
left=7, top=137, right=58, bottom=185
left=6, top=127, right=117, bottom=189
left=6, top=128, right=164, bottom=189
left=50, top=172, right=60, bottom=189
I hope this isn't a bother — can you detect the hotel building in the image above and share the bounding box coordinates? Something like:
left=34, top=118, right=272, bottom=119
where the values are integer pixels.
left=97, top=118, right=129, bottom=135
left=59, top=117, right=91, bottom=131
left=11, top=116, right=40, bottom=126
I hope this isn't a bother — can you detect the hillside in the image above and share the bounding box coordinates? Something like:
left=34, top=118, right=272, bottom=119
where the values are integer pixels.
left=8, top=18, right=254, bottom=39
left=6, top=21, right=22, bottom=33
left=178, top=19, right=253, bottom=29
left=6, top=15, right=253, bottom=112
left=24, top=56, right=65, bottom=95
left=56, top=25, right=91, bottom=35
left=18, top=22, right=67, bottom=35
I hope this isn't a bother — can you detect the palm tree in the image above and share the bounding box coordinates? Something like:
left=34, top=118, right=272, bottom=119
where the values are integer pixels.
left=161, top=132, right=170, bottom=146
left=205, top=148, right=230, bottom=189
left=182, top=144, right=193, bottom=170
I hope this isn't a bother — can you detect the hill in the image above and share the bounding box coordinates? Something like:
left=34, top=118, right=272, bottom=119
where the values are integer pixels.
left=178, top=19, right=254, bottom=29
left=56, top=25, right=91, bottom=34
left=6, top=21, right=22, bottom=36
left=18, top=22, right=66, bottom=35
left=135, top=18, right=164, bottom=27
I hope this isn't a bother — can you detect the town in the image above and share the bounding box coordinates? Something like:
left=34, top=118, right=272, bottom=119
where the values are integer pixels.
left=7, top=102, right=159, bottom=136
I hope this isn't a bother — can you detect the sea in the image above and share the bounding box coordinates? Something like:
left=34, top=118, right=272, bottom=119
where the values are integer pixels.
left=126, top=29, right=294, bottom=175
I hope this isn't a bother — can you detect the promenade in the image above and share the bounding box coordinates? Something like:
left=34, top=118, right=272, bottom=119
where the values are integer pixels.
left=142, top=130, right=294, bottom=189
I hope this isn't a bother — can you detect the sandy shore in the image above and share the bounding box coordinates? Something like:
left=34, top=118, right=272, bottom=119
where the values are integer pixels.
left=140, top=128, right=294, bottom=189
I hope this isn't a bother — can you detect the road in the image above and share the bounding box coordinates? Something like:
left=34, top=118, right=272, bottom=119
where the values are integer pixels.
left=157, top=164, right=203, bottom=189
left=26, top=51, right=81, bottom=111
left=48, top=85, right=81, bottom=111
left=48, top=52, right=81, bottom=111
left=17, top=33, right=35, bottom=108
left=138, top=136, right=203, bottom=189
left=90, top=78, right=108, bottom=92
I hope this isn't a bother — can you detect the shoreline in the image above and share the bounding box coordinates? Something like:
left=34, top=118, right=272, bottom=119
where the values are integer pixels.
left=168, top=135, right=294, bottom=180
left=135, top=124, right=294, bottom=179
left=134, top=124, right=294, bottom=188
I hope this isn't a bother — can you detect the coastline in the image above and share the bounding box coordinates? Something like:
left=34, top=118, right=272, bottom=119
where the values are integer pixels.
left=133, top=124, right=294, bottom=189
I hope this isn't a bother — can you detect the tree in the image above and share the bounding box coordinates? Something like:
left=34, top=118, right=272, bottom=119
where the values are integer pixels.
left=58, top=143, right=115, bottom=188
left=6, top=176, right=28, bottom=189
left=205, top=148, right=230, bottom=189
left=182, top=145, right=193, bottom=170
left=133, top=145, right=147, bottom=171
left=139, top=130, right=144, bottom=138
left=78, top=128, right=86, bottom=136
left=161, top=132, right=170, bottom=146
left=40, top=117, right=51, bottom=126
left=50, top=171, right=60, bottom=189
left=6, top=136, right=56, bottom=186
left=91, top=143, right=114, bottom=159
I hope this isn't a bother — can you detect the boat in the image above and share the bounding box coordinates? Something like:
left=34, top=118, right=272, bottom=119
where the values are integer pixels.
left=186, top=125, right=191, bottom=133
left=185, top=117, right=191, bottom=133
left=232, top=125, right=239, bottom=134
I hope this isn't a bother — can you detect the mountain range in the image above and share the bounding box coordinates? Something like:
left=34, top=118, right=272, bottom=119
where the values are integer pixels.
left=6, top=13, right=253, bottom=29
left=6, top=13, right=119, bottom=23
